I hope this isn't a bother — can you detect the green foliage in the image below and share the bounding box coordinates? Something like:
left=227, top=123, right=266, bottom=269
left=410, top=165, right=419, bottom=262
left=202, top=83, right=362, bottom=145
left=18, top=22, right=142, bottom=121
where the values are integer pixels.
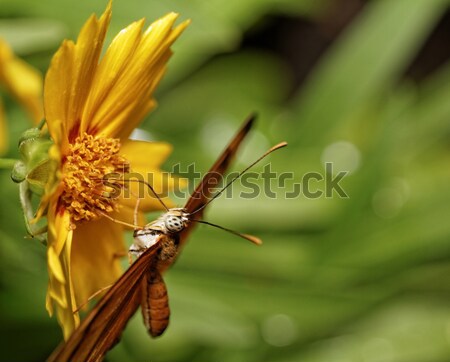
left=1, top=0, right=450, bottom=361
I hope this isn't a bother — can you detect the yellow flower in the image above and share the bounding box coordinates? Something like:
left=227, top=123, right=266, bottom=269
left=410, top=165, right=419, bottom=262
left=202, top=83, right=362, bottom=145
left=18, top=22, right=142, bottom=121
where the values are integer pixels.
left=0, top=39, right=43, bottom=153
left=38, top=2, right=189, bottom=338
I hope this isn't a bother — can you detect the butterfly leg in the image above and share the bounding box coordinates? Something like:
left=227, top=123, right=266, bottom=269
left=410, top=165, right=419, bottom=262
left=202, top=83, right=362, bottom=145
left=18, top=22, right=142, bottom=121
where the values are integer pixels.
left=128, top=246, right=146, bottom=264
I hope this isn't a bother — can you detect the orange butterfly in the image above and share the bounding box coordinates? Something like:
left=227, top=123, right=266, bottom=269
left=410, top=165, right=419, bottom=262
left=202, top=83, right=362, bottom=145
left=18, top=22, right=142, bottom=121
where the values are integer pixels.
left=48, top=114, right=286, bottom=362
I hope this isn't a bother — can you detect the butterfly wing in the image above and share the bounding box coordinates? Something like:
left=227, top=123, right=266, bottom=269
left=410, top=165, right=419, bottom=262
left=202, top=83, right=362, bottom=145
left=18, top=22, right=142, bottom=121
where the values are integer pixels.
left=179, top=114, right=256, bottom=245
left=47, top=244, right=160, bottom=362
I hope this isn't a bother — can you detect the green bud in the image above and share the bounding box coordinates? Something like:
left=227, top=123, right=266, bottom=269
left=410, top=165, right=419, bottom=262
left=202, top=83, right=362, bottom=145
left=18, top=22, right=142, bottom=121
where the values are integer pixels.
left=11, top=161, right=27, bottom=183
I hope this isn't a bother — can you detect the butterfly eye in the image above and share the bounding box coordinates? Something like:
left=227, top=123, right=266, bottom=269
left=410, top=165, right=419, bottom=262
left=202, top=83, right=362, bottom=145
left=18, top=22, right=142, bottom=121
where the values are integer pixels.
left=165, top=216, right=184, bottom=233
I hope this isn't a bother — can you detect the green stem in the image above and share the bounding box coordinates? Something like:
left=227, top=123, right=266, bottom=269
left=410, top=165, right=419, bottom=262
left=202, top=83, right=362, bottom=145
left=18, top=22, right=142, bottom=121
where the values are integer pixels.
left=0, top=158, right=18, bottom=169
left=37, top=118, right=46, bottom=130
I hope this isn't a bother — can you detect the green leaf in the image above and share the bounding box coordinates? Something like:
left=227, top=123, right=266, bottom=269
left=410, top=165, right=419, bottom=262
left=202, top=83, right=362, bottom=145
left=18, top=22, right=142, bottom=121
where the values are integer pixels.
left=0, top=19, right=66, bottom=54
left=290, top=0, right=449, bottom=146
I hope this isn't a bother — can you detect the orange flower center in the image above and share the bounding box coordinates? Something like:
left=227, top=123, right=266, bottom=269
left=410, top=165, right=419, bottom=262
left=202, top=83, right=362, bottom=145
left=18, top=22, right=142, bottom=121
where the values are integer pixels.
left=61, top=132, right=129, bottom=222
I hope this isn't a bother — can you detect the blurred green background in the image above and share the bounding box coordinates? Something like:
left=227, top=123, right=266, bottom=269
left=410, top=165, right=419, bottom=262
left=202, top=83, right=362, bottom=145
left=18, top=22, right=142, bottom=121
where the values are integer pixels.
left=1, top=0, right=450, bottom=361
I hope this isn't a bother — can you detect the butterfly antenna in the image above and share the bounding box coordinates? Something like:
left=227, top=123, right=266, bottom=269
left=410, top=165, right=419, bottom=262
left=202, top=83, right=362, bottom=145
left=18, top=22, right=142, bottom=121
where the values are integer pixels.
left=125, top=179, right=170, bottom=212
left=134, top=197, right=141, bottom=227
left=93, top=176, right=170, bottom=212
left=189, top=219, right=262, bottom=245
left=73, top=283, right=113, bottom=314
left=190, top=141, right=287, bottom=216
left=98, top=211, right=141, bottom=229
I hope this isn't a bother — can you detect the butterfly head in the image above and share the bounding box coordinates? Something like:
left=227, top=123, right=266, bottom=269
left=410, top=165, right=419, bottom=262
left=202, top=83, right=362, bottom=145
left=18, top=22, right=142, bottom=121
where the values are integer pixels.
left=163, top=208, right=189, bottom=233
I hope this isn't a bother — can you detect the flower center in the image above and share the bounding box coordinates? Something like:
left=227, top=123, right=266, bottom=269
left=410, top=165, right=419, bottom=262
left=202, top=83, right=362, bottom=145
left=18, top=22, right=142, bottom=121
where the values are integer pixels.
left=61, top=132, right=129, bottom=222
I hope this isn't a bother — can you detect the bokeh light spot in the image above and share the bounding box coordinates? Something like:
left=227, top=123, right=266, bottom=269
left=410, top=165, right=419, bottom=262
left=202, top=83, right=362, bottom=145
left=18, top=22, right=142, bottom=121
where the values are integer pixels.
left=321, top=141, right=361, bottom=175
left=261, top=314, right=298, bottom=347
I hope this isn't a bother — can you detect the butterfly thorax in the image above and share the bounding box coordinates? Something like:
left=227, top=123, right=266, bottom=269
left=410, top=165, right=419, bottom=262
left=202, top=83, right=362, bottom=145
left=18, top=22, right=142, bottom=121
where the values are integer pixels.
left=129, top=208, right=189, bottom=259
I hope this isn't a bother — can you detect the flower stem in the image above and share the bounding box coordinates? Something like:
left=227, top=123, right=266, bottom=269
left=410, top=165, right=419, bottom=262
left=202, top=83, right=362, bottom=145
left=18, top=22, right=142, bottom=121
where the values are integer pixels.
left=0, top=158, right=18, bottom=169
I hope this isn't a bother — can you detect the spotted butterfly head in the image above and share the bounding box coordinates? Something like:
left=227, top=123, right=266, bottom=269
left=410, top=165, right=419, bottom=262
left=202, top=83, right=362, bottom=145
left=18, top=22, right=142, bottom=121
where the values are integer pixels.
left=163, top=208, right=188, bottom=233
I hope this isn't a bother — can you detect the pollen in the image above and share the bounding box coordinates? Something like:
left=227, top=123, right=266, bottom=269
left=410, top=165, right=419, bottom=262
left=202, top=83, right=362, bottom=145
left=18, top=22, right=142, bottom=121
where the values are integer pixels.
left=61, top=132, right=130, bottom=222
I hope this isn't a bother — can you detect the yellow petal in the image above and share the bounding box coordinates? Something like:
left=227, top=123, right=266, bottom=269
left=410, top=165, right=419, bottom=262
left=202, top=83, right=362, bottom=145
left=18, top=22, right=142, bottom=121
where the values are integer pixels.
left=71, top=216, right=126, bottom=309
left=121, top=140, right=172, bottom=169
left=45, top=286, right=54, bottom=316
left=46, top=223, right=80, bottom=339
left=115, top=205, right=147, bottom=229
left=118, top=168, right=180, bottom=212
left=47, top=246, right=65, bottom=283
left=86, top=13, right=189, bottom=140
left=44, top=2, right=111, bottom=143
left=119, top=140, right=186, bottom=211
left=0, top=100, right=7, bottom=155
left=0, top=38, right=43, bottom=123
left=46, top=199, right=71, bottom=255
left=43, top=40, right=74, bottom=145
left=47, top=264, right=67, bottom=310
left=63, top=225, right=80, bottom=339
left=81, top=19, right=146, bottom=133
